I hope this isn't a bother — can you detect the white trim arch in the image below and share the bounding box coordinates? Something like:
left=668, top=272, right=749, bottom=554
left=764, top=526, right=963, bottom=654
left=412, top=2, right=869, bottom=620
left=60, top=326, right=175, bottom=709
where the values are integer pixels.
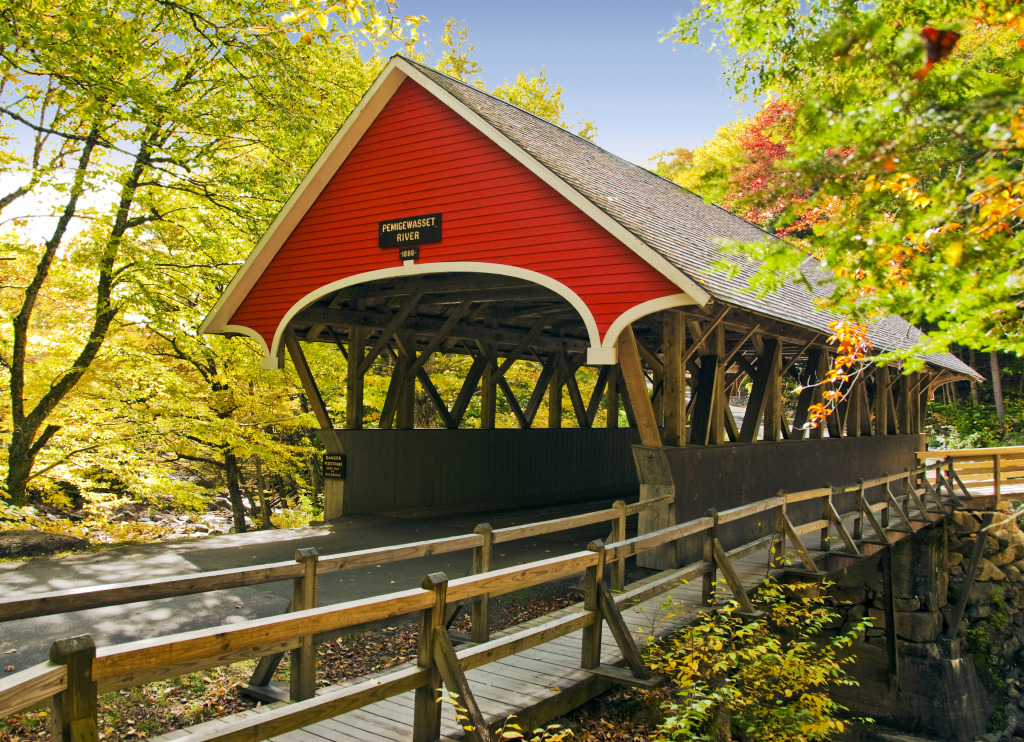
left=263, top=262, right=605, bottom=368
left=591, top=294, right=701, bottom=365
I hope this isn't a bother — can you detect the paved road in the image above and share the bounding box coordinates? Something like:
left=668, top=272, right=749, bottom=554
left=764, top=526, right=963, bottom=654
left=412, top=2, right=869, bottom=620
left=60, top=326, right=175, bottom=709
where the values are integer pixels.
left=0, top=499, right=626, bottom=672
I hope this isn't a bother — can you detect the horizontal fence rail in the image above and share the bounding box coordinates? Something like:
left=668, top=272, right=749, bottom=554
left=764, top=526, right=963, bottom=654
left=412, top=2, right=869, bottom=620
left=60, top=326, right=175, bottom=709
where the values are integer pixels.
left=0, top=500, right=667, bottom=625
left=919, top=445, right=1024, bottom=500
left=1, top=456, right=974, bottom=742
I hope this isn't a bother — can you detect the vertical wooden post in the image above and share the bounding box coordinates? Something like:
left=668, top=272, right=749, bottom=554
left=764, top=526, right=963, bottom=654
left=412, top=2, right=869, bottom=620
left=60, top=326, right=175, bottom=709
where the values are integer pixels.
left=810, top=351, right=828, bottom=440
left=547, top=353, right=563, bottom=429
left=610, top=500, right=627, bottom=591
left=414, top=573, right=448, bottom=742
left=702, top=509, right=718, bottom=606
left=395, top=332, right=415, bottom=430
left=761, top=338, right=783, bottom=442
left=874, top=366, right=890, bottom=436
left=605, top=368, right=619, bottom=428
left=581, top=541, right=606, bottom=670
left=820, top=487, right=833, bottom=552
left=846, top=378, right=862, bottom=437
left=50, top=635, right=98, bottom=742
left=773, top=494, right=787, bottom=568
left=853, top=482, right=865, bottom=541
left=994, top=454, right=1002, bottom=502
left=471, top=523, right=493, bottom=644
left=633, top=447, right=677, bottom=570
left=880, top=547, right=899, bottom=686
left=663, top=311, right=685, bottom=446
left=346, top=327, right=365, bottom=429
left=710, top=325, right=726, bottom=444
left=290, top=547, right=319, bottom=702
left=896, top=374, right=911, bottom=434
left=480, top=345, right=497, bottom=430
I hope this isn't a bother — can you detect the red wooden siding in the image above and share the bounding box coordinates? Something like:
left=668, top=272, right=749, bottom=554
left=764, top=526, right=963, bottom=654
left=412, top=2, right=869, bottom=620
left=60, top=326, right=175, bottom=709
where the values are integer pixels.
left=229, top=78, right=681, bottom=348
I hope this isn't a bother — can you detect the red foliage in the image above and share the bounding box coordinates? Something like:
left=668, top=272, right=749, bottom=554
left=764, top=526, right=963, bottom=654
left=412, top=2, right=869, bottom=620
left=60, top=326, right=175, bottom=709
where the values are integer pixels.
left=726, top=98, right=802, bottom=224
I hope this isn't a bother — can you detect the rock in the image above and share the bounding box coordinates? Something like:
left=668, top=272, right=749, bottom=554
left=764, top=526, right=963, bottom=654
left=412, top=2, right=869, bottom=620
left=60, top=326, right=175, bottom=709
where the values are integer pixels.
left=897, top=639, right=943, bottom=660
left=969, top=581, right=999, bottom=604
left=992, top=546, right=1019, bottom=567
left=967, top=603, right=992, bottom=619
left=977, top=557, right=1007, bottom=582
left=0, top=530, right=89, bottom=557
left=895, top=610, right=942, bottom=642
left=1008, top=565, right=1023, bottom=584
left=948, top=551, right=965, bottom=568
left=829, top=587, right=867, bottom=604
left=1005, top=636, right=1022, bottom=661
left=984, top=534, right=1001, bottom=557
left=847, top=603, right=867, bottom=620
left=867, top=606, right=887, bottom=628
left=895, top=597, right=921, bottom=612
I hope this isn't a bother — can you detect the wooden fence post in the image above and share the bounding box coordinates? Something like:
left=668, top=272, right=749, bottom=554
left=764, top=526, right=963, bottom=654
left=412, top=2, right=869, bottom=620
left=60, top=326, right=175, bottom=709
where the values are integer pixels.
left=772, top=495, right=787, bottom=569
left=609, top=500, right=627, bottom=591
left=290, top=547, right=319, bottom=702
left=414, top=572, right=448, bottom=742
left=703, top=509, right=718, bottom=605
left=581, top=540, right=606, bottom=670
left=853, top=481, right=865, bottom=541
left=994, top=453, right=1002, bottom=502
left=50, top=635, right=98, bottom=742
left=471, top=523, right=493, bottom=644
left=820, top=486, right=833, bottom=552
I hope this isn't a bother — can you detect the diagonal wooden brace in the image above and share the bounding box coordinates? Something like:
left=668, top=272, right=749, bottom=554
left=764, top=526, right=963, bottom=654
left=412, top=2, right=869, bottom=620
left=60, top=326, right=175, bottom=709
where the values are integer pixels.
left=922, top=476, right=947, bottom=514
left=597, top=581, right=654, bottom=680
left=827, top=503, right=861, bottom=556
left=711, top=538, right=758, bottom=615
left=936, top=470, right=963, bottom=507
left=432, top=627, right=494, bottom=742
left=885, top=483, right=915, bottom=533
left=905, top=473, right=935, bottom=522
left=781, top=514, right=819, bottom=572
left=858, top=491, right=891, bottom=545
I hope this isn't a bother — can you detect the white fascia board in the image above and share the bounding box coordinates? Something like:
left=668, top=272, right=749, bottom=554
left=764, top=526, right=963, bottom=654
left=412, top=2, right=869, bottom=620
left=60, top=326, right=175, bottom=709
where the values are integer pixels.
left=394, top=58, right=712, bottom=308
left=199, top=63, right=410, bottom=336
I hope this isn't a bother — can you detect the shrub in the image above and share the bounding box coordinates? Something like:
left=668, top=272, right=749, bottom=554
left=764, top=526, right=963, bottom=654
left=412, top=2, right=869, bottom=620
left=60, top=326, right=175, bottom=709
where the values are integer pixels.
left=645, top=579, right=870, bottom=741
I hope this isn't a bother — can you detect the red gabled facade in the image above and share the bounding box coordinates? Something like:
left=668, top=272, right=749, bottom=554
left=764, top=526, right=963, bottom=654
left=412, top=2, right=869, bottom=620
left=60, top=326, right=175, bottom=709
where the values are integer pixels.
left=227, top=79, right=681, bottom=351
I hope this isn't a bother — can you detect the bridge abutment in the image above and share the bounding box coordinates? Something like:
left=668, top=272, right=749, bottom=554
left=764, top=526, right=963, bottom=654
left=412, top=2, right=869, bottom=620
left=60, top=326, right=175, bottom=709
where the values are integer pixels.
left=825, top=512, right=1024, bottom=741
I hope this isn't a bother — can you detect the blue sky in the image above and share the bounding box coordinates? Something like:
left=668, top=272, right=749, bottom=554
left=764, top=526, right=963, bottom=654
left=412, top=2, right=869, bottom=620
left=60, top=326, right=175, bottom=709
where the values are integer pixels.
left=396, top=0, right=753, bottom=165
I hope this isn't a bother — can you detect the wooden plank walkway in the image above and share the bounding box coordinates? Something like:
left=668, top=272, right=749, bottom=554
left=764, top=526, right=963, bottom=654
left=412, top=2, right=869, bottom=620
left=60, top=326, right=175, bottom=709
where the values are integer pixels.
left=153, top=543, right=775, bottom=741
left=153, top=483, right=958, bottom=742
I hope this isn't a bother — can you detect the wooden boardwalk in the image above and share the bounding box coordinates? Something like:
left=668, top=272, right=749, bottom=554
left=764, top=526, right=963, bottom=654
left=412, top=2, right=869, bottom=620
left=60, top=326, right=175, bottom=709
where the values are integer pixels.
left=154, top=543, right=791, bottom=741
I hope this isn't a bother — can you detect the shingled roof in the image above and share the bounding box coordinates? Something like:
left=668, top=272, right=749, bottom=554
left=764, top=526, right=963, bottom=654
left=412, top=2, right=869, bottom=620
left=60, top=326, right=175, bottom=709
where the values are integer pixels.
left=405, top=58, right=976, bottom=379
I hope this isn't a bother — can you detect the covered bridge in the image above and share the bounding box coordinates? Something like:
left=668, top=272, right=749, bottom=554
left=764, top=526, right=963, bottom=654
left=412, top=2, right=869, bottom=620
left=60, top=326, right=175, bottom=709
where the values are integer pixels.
left=201, top=55, right=976, bottom=524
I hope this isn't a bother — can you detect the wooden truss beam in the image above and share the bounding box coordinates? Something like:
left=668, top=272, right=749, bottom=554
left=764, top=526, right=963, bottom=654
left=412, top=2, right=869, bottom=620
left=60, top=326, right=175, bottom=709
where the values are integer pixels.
left=617, top=325, right=662, bottom=447
left=297, top=306, right=588, bottom=355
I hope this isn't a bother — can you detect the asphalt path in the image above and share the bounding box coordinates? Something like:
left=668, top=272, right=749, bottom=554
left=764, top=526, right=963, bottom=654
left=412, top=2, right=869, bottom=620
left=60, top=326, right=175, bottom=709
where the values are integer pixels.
left=0, top=498, right=626, bottom=673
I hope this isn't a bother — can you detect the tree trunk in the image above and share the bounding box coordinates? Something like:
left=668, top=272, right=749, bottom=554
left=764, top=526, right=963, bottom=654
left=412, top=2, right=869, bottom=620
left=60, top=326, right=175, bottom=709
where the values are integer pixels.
left=254, top=457, right=274, bottom=530
left=991, top=351, right=1006, bottom=434
left=5, top=431, right=35, bottom=505
left=223, top=451, right=247, bottom=533
left=969, top=349, right=980, bottom=406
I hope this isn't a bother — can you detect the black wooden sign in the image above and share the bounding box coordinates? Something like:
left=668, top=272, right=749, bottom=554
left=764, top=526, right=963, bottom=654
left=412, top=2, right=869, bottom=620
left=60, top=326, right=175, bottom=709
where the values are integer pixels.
left=322, top=454, right=346, bottom=480
left=378, top=213, right=442, bottom=248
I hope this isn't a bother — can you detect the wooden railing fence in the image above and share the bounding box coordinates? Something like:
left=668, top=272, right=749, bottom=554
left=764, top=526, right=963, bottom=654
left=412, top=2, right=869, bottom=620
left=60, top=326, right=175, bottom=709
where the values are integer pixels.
left=0, top=459, right=970, bottom=742
left=919, top=445, right=1024, bottom=500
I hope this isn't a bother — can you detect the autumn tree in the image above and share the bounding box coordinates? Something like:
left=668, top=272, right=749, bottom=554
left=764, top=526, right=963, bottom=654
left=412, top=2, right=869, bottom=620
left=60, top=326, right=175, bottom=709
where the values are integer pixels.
left=0, top=0, right=410, bottom=505
left=668, top=0, right=1024, bottom=357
